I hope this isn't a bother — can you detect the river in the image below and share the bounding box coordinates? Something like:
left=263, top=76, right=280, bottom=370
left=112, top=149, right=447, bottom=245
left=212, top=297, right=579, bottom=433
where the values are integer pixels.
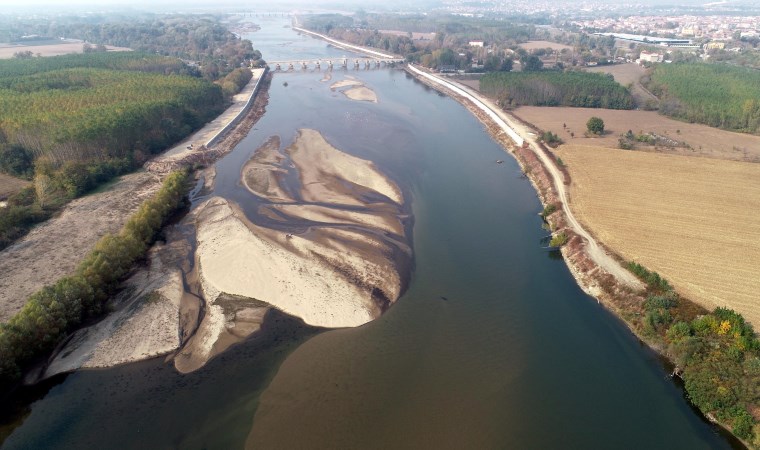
left=0, top=15, right=739, bottom=449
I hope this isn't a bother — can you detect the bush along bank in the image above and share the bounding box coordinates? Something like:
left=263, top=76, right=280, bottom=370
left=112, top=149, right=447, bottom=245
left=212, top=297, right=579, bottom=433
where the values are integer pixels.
left=626, top=261, right=760, bottom=446
left=501, top=99, right=759, bottom=448
left=0, top=169, right=190, bottom=388
left=509, top=129, right=758, bottom=447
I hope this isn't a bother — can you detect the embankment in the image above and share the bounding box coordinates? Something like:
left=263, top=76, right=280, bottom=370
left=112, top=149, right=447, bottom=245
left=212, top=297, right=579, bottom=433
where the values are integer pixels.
left=0, top=67, right=272, bottom=384
left=404, top=64, right=759, bottom=448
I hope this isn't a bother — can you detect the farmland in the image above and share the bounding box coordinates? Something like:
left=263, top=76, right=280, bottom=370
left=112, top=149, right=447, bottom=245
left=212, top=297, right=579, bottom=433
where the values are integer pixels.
left=0, top=41, right=130, bottom=59
left=514, top=106, right=760, bottom=162
left=518, top=40, right=573, bottom=52
left=554, top=144, right=760, bottom=327
left=584, top=63, right=657, bottom=108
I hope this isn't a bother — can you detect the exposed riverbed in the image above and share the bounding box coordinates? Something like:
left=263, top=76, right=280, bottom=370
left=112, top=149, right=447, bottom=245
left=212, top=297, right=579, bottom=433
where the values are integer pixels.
left=0, top=16, right=740, bottom=449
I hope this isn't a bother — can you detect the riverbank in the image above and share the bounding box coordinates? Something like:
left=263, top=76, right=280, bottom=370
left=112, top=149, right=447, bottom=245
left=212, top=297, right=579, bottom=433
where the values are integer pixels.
left=4, top=69, right=272, bottom=383
left=292, top=26, right=398, bottom=60
left=405, top=64, right=641, bottom=287
left=404, top=63, right=637, bottom=303
left=0, top=69, right=268, bottom=326
left=404, top=64, right=757, bottom=448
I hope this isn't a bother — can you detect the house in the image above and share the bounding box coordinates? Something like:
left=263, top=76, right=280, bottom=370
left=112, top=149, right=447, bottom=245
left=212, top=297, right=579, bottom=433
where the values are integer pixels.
left=705, top=42, right=725, bottom=50
left=468, top=40, right=485, bottom=47
left=638, top=50, right=663, bottom=63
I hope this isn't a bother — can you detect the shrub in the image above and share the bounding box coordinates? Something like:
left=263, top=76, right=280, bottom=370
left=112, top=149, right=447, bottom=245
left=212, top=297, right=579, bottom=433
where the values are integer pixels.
left=618, top=137, right=634, bottom=150
left=732, top=409, right=754, bottom=440
left=626, top=261, right=672, bottom=292
left=666, top=321, right=692, bottom=342
left=541, top=131, right=564, bottom=147
left=541, top=203, right=558, bottom=218
left=549, top=232, right=568, bottom=247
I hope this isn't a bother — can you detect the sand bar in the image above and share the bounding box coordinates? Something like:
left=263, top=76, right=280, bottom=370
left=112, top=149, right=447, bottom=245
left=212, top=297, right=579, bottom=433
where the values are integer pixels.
left=342, top=86, right=378, bottom=103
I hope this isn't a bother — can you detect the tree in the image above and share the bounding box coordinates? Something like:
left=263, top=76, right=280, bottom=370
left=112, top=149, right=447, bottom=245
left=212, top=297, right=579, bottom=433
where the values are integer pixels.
left=0, top=144, right=33, bottom=178
left=12, top=50, right=34, bottom=59
left=522, top=55, right=543, bottom=72
left=34, top=173, right=53, bottom=208
left=587, top=116, right=605, bottom=135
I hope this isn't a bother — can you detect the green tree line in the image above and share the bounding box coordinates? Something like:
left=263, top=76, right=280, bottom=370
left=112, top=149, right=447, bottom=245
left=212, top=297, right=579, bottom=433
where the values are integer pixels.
left=479, top=71, right=634, bottom=109
left=0, top=170, right=190, bottom=387
left=647, top=62, right=760, bottom=133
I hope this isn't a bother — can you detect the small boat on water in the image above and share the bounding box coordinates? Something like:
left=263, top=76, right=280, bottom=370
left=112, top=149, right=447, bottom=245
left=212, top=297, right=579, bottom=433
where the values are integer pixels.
left=496, top=159, right=504, bottom=164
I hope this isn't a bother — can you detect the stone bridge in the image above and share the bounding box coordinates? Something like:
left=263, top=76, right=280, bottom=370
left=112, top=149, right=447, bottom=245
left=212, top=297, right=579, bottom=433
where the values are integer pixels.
left=268, top=58, right=405, bottom=71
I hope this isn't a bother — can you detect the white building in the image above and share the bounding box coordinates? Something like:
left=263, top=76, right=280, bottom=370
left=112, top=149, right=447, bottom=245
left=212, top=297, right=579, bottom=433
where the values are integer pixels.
left=638, top=50, right=664, bottom=63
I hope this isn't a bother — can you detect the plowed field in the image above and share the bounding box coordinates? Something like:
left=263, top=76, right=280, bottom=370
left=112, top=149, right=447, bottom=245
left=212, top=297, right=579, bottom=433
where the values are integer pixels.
left=555, top=144, right=760, bottom=326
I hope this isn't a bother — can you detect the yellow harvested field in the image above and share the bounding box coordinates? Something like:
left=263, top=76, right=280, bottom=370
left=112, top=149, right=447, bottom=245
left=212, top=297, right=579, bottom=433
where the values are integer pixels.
left=519, top=40, right=573, bottom=51
left=0, top=173, right=29, bottom=200
left=555, top=144, right=760, bottom=326
left=0, top=43, right=130, bottom=59
left=515, top=106, right=760, bottom=163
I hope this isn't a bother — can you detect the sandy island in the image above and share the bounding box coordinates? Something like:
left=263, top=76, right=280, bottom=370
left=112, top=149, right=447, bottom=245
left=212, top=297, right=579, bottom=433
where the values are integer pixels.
left=331, top=78, right=378, bottom=103
left=175, top=129, right=410, bottom=372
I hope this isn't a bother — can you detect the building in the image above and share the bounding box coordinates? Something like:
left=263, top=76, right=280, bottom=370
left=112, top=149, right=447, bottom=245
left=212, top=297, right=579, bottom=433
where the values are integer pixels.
left=705, top=42, right=726, bottom=50
left=638, top=50, right=663, bottom=63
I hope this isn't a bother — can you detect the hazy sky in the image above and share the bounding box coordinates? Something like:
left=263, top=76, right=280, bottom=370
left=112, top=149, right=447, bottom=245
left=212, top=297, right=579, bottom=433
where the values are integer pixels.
left=0, top=0, right=365, bottom=6
left=0, top=0, right=754, bottom=11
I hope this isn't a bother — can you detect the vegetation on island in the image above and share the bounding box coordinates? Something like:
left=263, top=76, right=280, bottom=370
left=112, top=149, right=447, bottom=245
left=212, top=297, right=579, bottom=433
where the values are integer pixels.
left=646, top=63, right=760, bottom=134
left=0, top=52, right=236, bottom=249
left=626, top=261, right=760, bottom=444
left=479, top=71, right=634, bottom=109
left=0, top=170, right=190, bottom=387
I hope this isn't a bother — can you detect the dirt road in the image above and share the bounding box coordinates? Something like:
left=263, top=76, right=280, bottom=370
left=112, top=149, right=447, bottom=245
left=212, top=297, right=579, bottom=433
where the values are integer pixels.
left=408, top=64, right=643, bottom=289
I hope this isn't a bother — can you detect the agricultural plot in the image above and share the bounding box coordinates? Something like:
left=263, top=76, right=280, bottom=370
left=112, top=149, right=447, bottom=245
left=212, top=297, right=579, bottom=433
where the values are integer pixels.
left=514, top=106, right=760, bottom=163
left=519, top=40, right=573, bottom=52
left=0, top=42, right=130, bottom=59
left=554, top=144, right=760, bottom=326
